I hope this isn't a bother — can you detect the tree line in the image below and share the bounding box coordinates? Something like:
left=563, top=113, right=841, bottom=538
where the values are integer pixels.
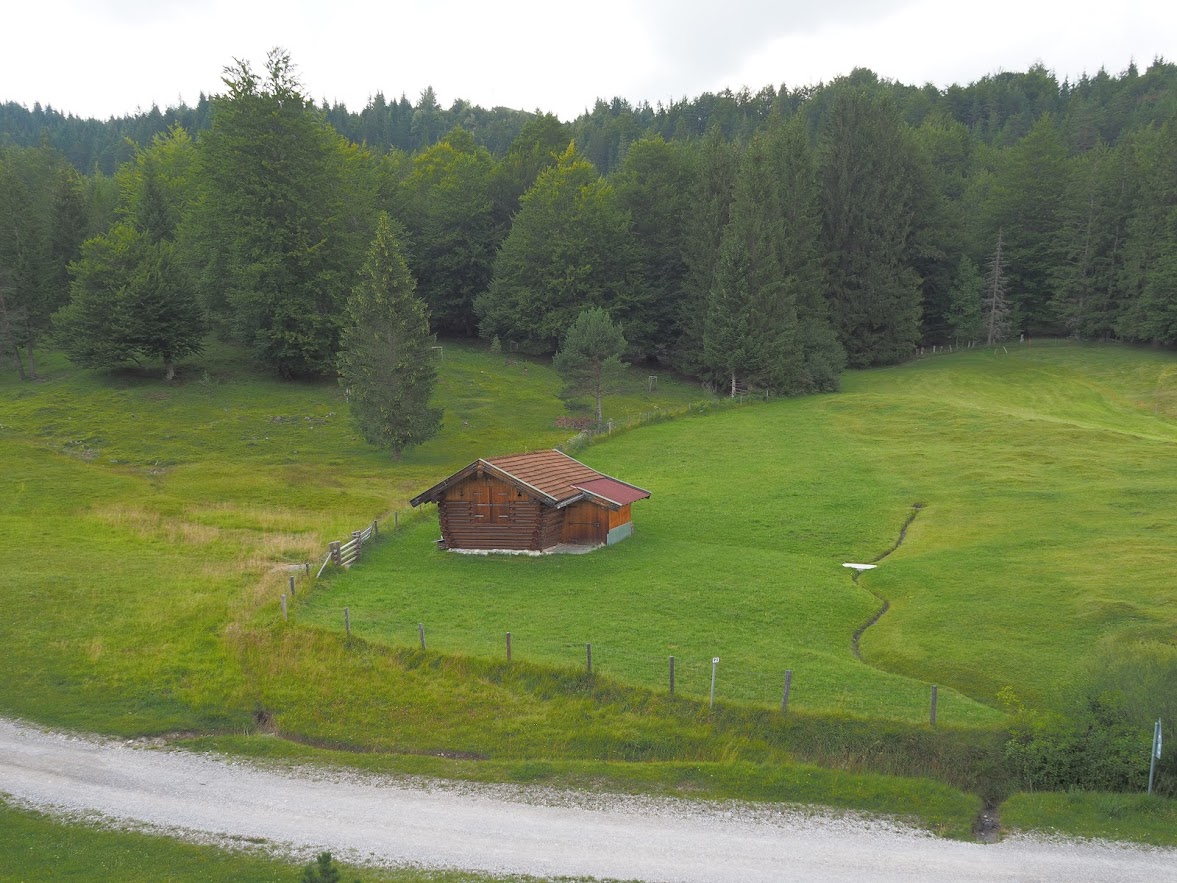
left=4, top=50, right=1177, bottom=415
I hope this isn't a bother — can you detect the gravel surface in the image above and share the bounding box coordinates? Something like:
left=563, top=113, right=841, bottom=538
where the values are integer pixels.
left=2, top=717, right=1173, bottom=882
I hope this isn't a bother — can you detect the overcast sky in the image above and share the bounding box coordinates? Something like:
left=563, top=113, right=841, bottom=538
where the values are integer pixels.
left=5, top=0, right=1176, bottom=121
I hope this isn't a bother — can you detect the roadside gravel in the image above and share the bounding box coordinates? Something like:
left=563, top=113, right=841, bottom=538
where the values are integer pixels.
left=2, top=718, right=1172, bottom=882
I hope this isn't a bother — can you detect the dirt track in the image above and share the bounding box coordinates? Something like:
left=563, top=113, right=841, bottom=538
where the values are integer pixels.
left=1, top=717, right=1172, bottom=882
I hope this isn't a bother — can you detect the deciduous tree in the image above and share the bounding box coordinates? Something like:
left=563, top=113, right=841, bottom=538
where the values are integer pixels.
left=475, top=144, right=646, bottom=353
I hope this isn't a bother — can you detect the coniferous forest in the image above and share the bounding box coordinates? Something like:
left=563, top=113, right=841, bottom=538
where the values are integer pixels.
left=3, top=50, right=1177, bottom=397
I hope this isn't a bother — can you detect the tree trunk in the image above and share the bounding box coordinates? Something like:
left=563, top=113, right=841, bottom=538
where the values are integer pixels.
left=165, top=360, right=175, bottom=382
left=596, top=391, right=603, bottom=429
left=26, top=343, right=37, bottom=380
left=731, top=372, right=737, bottom=398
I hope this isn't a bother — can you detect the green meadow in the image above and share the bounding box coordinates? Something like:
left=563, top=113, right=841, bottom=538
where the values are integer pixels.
left=306, top=342, right=1177, bottom=721
left=2, top=339, right=1176, bottom=854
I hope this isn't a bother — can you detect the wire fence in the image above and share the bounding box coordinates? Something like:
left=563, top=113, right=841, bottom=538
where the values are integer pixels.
left=287, top=603, right=947, bottom=725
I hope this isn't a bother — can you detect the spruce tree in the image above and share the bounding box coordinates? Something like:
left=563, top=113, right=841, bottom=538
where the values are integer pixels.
left=818, top=86, right=922, bottom=367
left=946, top=256, right=984, bottom=346
left=338, top=213, right=441, bottom=459
left=192, top=49, right=367, bottom=378
left=676, top=126, right=737, bottom=378
left=704, top=119, right=843, bottom=395
left=551, top=307, right=628, bottom=428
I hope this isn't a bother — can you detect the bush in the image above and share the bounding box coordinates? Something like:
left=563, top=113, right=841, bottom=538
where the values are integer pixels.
left=1001, top=643, right=1176, bottom=797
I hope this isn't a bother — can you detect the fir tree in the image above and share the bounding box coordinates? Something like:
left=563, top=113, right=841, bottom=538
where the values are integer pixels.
left=704, top=120, right=843, bottom=395
left=54, top=224, right=204, bottom=380
left=818, top=86, right=922, bottom=367
left=338, top=213, right=442, bottom=459
left=551, top=307, right=628, bottom=428
left=675, top=126, right=737, bottom=378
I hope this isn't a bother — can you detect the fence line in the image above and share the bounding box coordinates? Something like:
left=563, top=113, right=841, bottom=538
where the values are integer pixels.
left=305, top=609, right=946, bottom=724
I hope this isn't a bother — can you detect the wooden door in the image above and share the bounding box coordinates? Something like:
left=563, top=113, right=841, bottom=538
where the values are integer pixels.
left=561, top=500, right=605, bottom=545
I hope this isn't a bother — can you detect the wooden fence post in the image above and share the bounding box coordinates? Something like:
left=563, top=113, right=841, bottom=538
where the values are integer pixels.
left=289, top=575, right=296, bottom=598
left=330, top=541, right=341, bottom=567
left=281, top=593, right=287, bottom=621
left=669, top=656, right=675, bottom=696
left=710, top=657, right=719, bottom=709
left=394, top=511, right=399, bottom=529
left=344, top=607, right=350, bottom=638
left=506, top=631, right=512, bottom=662
left=418, top=623, right=426, bottom=650
left=782, top=669, right=793, bottom=714
left=586, top=643, right=592, bottom=675
left=352, top=530, right=362, bottom=561
left=930, top=685, right=938, bottom=726
left=372, top=519, right=378, bottom=537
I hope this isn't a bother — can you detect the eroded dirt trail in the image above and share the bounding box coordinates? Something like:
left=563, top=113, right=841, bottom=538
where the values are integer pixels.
left=1, top=718, right=1172, bottom=883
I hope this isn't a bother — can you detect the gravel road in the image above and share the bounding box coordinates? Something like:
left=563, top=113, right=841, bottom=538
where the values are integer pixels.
left=2, top=717, right=1172, bottom=882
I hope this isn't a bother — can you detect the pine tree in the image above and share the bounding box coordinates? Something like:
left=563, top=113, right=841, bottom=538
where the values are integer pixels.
left=983, top=231, right=1013, bottom=345
left=338, top=214, right=442, bottom=459
left=551, top=307, right=628, bottom=428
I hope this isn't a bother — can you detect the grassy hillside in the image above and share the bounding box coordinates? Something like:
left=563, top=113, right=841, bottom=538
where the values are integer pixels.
left=304, top=342, right=1177, bottom=721
left=0, top=341, right=703, bottom=733
left=2, top=339, right=1175, bottom=851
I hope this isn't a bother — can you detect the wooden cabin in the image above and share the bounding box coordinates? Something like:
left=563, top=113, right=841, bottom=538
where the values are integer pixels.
left=409, top=450, right=651, bottom=552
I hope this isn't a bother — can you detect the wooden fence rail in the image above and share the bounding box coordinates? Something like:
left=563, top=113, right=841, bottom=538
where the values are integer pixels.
left=317, top=519, right=379, bottom=578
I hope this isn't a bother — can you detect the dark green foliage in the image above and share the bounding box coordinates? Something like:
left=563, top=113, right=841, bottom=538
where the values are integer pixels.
left=982, top=114, right=1070, bottom=334
left=1115, top=118, right=1177, bottom=344
left=1002, top=643, right=1176, bottom=797
left=338, top=214, right=442, bottom=459
left=818, top=87, right=922, bottom=367
left=54, top=224, right=204, bottom=379
left=982, top=231, right=1013, bottom=344
left=476, top=145, right=646, bottom=353
left=552, top=307, right=628, bottom=426
left=192, top=49, right=368, bottom=378
left=613, top=136, right=697, bottom=361
left=946, top=256, right=984, bottom=345
left=1051, top=143, right=1133, bottom=339
left=675, top=127, right=738, bottom=378
left=491, top=112, right=569, bottom=221
left=0, top=145, right=84, bottom=378
left=300, top=851, right=351, bottom=883
left=704, top=119, right=843, bottom=395
left=400, top=128, right=498, bottom=336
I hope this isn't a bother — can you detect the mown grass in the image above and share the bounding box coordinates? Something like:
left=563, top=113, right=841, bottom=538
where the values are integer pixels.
left=3, top=339, right=1176, bottom=851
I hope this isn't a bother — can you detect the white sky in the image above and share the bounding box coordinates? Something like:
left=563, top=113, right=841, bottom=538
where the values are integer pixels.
left=5, top=0, right=1176, bottom=121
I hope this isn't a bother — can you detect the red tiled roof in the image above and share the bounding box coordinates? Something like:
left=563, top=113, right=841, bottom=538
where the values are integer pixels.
left=574, top=476, right=651, bottom=507
left=410, top=450, right=651, bottom=509
left=484, top=450, right=604, bottom=504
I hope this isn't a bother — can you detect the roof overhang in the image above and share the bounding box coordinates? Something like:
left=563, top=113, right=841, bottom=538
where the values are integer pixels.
left=410, top=458, right=561, bottom=508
